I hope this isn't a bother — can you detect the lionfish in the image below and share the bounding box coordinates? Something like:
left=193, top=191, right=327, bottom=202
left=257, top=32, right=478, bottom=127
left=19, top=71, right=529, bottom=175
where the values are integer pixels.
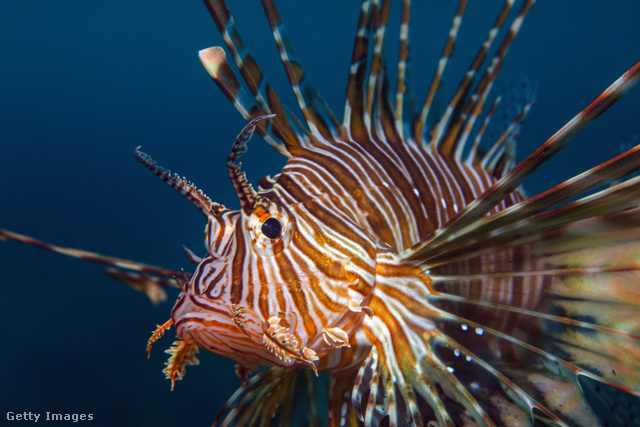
left=3, top=0, right=640, bottom=425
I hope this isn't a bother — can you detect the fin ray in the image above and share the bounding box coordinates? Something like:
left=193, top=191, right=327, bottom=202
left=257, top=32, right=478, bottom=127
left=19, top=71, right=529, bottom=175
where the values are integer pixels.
left=403, top=59, right=640, bottom=262
left=261, top=0, right=344, bottom=142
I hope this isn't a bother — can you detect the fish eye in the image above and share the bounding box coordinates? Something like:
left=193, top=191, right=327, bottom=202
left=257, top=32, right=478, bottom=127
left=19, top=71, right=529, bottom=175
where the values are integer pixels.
left=261, top=217, right=283, bottom=239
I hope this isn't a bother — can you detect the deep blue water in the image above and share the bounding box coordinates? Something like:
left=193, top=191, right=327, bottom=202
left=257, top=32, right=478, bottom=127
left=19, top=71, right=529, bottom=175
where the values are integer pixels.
left=1, top=1, right=639, bottom=426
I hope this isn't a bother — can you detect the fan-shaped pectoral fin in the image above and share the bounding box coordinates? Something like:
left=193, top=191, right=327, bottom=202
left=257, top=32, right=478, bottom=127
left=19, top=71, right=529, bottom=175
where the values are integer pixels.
left=212, top=367, right=320, bottom=427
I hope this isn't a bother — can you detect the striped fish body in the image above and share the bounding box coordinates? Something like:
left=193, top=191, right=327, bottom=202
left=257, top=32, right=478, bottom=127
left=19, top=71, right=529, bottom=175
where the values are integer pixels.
left=180, top=0, right=640, bottom=425
left=171, top=127, right=525, bottom=371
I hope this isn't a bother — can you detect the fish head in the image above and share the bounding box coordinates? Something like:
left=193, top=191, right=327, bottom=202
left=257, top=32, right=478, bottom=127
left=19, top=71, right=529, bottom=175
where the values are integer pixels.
left=172, top=174, right=380, bottom=372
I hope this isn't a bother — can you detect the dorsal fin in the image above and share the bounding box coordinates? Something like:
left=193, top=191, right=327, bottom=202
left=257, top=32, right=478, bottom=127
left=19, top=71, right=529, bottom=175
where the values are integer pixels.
left=403, top=59, right=640, bottom=263
left=414, top=0, right=470, bottom=145
left=343, top=0, right=374, bottom=144
left=438, top=0, right=535, bottom=159
left=393, top=0, right=416, bottom=140
left=467, top=95, right=501, bottom=165
left=421, top=142, right=640, bottom=266
left=368, top=0, right=406, bottom=148
left=198, top=46, right=293, bottom=156
left=261, top=0, right=345, bottom=143
left=202, top=0, right=313, bottom=156
left=364, top=0, right=391, bottom=131
left=481, top=101, right=532, bottom=175
left=426, top=0, right=526, bottom=154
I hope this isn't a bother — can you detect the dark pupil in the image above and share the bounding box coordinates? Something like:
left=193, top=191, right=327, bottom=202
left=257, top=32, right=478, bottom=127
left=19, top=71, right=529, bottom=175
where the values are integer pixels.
left=261, top=217, right=282, bottom=239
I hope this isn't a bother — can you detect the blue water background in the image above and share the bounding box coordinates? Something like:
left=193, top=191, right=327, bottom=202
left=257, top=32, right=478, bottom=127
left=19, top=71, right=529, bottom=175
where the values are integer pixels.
left=1, top=1, right=639, bottom=425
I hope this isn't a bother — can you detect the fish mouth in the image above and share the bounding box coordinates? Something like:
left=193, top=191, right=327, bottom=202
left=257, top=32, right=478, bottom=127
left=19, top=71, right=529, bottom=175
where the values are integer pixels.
left=171, top=294, right=290, bottom=367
